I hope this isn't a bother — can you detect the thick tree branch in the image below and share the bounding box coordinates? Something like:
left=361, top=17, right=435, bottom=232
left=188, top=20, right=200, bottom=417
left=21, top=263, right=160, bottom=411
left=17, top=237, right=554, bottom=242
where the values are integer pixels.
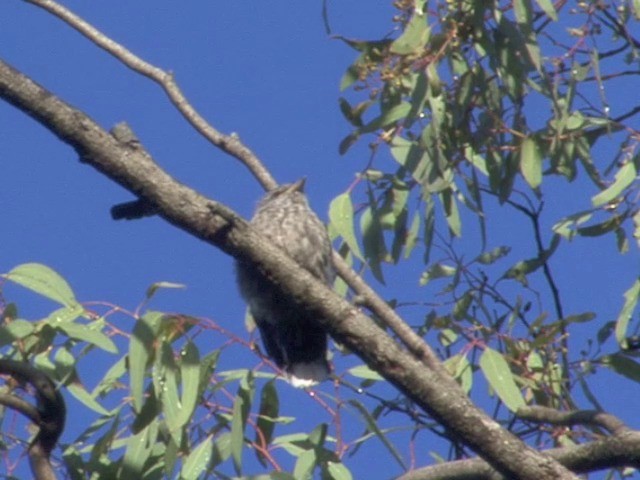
left=517, top=406, right=631, bottom=435
left=0, top=57, right=580, bottom=479
left=400, top=408, right=640, bottom=479
left=398, top=431, right=640, bottom=480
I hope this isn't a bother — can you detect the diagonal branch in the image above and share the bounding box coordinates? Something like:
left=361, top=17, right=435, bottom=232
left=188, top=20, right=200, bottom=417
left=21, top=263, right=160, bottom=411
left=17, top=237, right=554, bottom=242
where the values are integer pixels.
left=21, top=0, right=434, bottom=367
left=23, top=0, right=276, bottom=191
left=0, top=57, right=579, bottom=479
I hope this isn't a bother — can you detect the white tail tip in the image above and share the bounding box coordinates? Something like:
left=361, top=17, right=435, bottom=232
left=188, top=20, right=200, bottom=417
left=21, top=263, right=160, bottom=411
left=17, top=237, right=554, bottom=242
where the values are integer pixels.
left=288, top=362, right=329, bottom=388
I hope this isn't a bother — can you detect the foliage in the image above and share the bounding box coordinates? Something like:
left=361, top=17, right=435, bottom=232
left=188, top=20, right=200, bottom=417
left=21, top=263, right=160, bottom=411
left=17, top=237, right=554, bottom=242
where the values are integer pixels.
left=2, top=1, right=640, bottom=479
left=1, top=263, right=368, bottom=479
left=327, top=0, right=640, bottom=473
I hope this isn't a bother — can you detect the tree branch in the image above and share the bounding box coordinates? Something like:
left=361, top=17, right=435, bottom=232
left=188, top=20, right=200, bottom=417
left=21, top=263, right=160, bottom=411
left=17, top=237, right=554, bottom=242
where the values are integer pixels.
left=23, top=0, right=276, bottom=191
left=398, top=431, right=640, bottom=480
left=517, top=406, right=630, bottom=435
left=0, top=57, right=580, bottom=479
left=0, top=359, right=66, bottom=480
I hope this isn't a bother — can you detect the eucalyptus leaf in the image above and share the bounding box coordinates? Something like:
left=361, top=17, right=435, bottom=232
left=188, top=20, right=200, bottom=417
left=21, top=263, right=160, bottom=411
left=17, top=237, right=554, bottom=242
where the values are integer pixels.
left=479, top=348, right=526, bottom=412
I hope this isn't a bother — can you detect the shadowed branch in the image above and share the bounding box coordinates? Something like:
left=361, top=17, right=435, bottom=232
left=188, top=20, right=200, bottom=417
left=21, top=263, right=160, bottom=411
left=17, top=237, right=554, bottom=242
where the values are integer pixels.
left=0, top=359, right=66, bottom=480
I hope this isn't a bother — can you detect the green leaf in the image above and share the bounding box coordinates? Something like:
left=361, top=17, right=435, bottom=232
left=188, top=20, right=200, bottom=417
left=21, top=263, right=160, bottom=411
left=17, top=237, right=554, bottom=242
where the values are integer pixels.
left=340, top=57, right=361, bottom=92
left=4, top=263, right=78, bottom=307
left=452, top=292, right=473, bottom=321
left=520, top=137, right=543, bottom=188
left=131, top=388, right=159, bottom=434
left=46, top=305, right=83, bottom=323
left=465, top=146, right=489, bottom=176
left=553, top=209, right=593, bottom=240
left=502, top=257, right=544, bottom=286
left=348, top=399, right=406, bottom=469
left=210, top=432, right=232, bottom=468
left=360, top=102, right=412, bottom=134
left=513, top=0, right=542, bottom=72
left=602, top=354, right=640, bottom=383
left=592, top=161, right=637, bottom=207
left=231, top=376, right=252, bottom=476
left=92, top=356, right=127, bottom=398
left=347, top=365, right=384, bottom=382
left=615, top=278, right=640, bottom=347
left=130, top=313, right=161, bottom=412
left=479, top=347, right=525, bottom=412
left=327, top=461, right=353, bottom=480
left=254, top=382, right=279, bottom=467
left=231, top=394, right=245, bottom=475
left=121, top=421, right=158, bottom=477
left=181, top=436, right=213, bottom=480
left=423, top=199, right=435, bottom=263
left=329, top=193, right=363, bottom=260
left=443, top=353, right=473, bottom=394
left=407, top=71, right=428, bottom=124
left=145, top=281, right=186, bottom=301
left=475, top=246, right=511, bottom=265
left=156, top=342, right=181, bottom=439
left=55, top=321, right=118, bottom=354
left=419, top=263, right=456, bottom=286
left=390, top=10, right=430, bottom=55
left=66, top=381, right=110, bottom=415
left=0, top=319, right=34, bottom=347
left=338, top=98, right=368, bottom=127
left=293, top=448, right=317, bottom=480
left=308, top=423, right=328, bottom=447
left=177, top=342, right=200, bottom=427
left=577, top=213, right=625, bottom=237
left=360, top=205, right=386, bottom=284
left=534, top=0, right=558, bottom=19
left=439, top=188, right=461, bottom=237
left=339, top=132, right=360, bottom=155
left=563, top=312, right=596, bottom=324
left=404, top=210, right=421, bottom=259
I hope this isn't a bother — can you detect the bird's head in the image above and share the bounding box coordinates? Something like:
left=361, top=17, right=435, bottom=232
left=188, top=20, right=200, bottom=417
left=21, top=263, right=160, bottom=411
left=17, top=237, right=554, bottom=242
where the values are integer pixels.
left=257, top=178, right=308, bottom=209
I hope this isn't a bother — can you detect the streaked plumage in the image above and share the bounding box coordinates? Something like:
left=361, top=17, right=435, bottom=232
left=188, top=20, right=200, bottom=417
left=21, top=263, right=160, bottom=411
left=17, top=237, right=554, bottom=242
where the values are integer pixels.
left=235, top=179, right=334, bottom=387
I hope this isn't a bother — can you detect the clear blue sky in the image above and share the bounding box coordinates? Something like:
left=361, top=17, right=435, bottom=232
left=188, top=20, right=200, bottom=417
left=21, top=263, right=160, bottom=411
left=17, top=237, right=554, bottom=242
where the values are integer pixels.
left=1, top=2, right=639, bottom=479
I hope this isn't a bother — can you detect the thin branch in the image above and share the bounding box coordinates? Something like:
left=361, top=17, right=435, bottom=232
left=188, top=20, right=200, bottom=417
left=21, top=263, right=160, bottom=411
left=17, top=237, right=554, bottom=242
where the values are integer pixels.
left=0, top=392, right=40, bottom=424
left=332, top=254, right=441, bottom=367
left=23, top=0, right=276, bottom=191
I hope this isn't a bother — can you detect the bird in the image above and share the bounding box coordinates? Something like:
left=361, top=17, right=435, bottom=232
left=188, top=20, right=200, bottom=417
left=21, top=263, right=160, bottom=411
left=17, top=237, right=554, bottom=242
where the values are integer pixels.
left=235, top=179, right=334, bottom=388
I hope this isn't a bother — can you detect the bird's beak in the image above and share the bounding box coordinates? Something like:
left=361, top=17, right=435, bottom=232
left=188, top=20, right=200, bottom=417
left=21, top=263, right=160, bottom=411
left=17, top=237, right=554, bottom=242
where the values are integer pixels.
left=290, top=177, right=306, bottom=193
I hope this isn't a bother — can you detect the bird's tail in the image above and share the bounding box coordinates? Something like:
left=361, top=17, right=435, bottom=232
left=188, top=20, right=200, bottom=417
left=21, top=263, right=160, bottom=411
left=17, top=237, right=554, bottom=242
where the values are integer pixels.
left=288, top=360, right=330, bottom=388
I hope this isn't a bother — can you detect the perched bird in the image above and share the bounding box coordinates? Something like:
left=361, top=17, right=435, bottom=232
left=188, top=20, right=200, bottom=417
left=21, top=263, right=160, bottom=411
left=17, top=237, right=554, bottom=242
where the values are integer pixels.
left=235, top=179, right=334, bottom=387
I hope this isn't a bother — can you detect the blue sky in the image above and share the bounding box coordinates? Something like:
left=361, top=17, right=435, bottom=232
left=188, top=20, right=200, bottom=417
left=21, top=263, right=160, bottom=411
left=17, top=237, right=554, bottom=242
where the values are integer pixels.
left=1, top=1, right=639, bottom=479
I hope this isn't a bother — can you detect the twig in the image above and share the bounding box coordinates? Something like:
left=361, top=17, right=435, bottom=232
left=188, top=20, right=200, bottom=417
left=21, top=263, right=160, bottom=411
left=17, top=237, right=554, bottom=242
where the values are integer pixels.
left=332, top=254, right=441, bottom=368
left=23, top=0, right=276, bottom=191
